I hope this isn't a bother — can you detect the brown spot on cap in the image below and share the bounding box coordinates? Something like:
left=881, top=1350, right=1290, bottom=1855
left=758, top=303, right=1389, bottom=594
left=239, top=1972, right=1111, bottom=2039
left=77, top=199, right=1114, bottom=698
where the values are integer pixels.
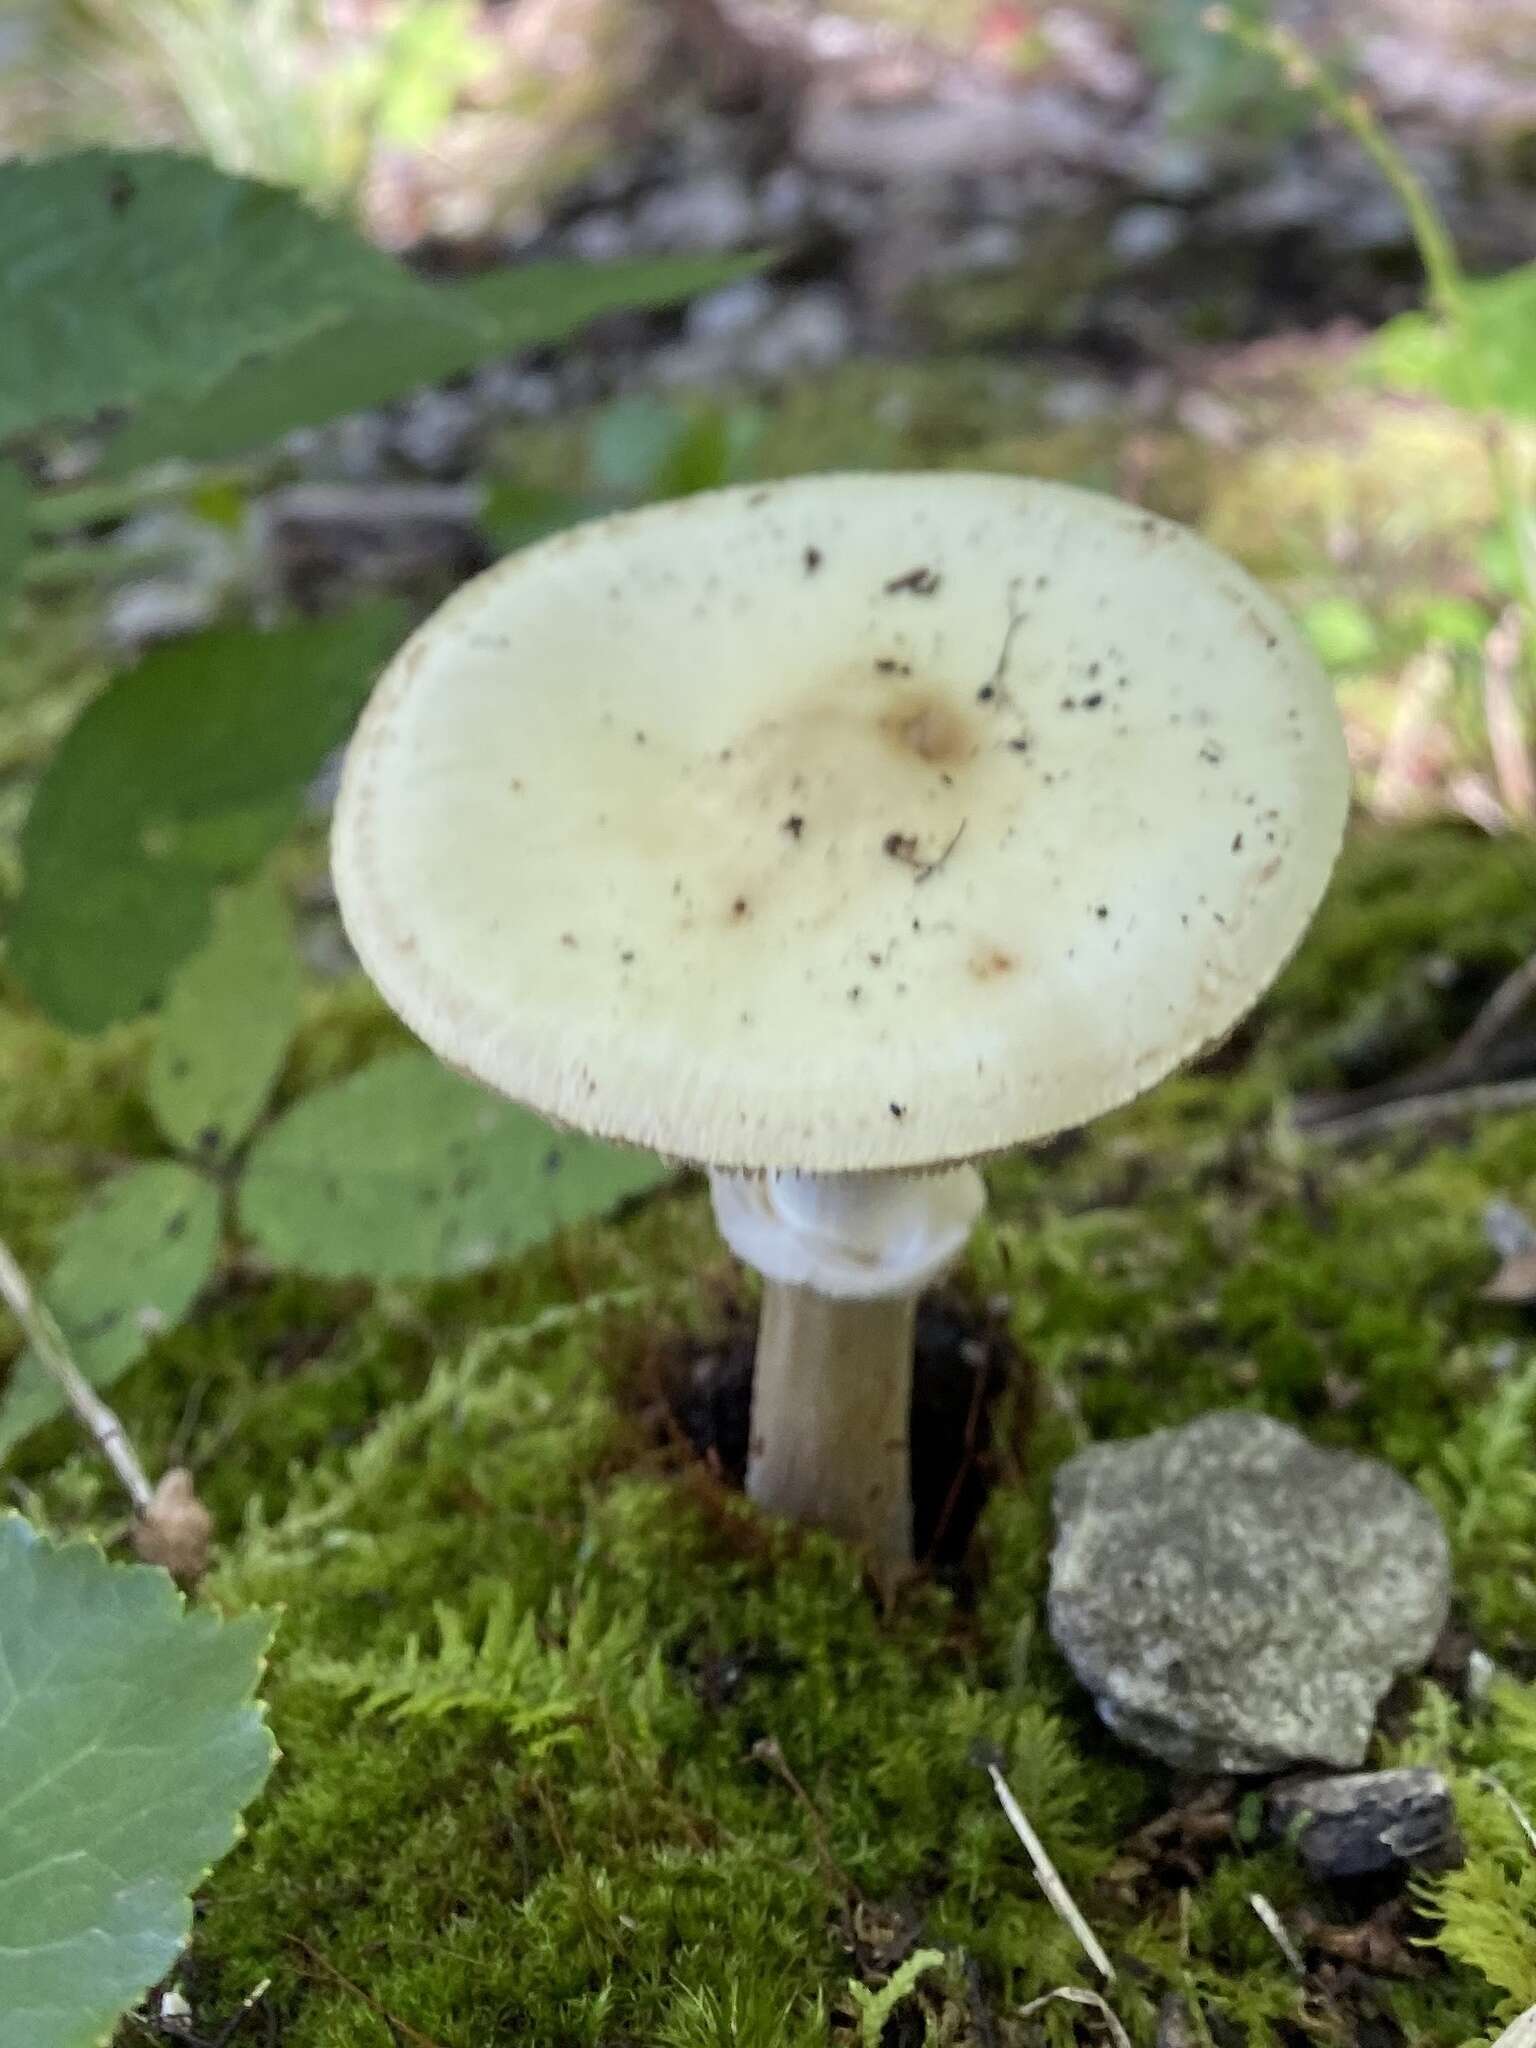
left=970, top=947, right=1017, bottom=982
left=878, top=694, right=973, bottom=767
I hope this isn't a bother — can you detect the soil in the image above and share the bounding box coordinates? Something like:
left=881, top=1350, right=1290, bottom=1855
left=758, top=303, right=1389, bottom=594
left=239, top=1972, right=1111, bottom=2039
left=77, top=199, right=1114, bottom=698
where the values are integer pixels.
left=657, top=1286, right=1025, bottom=1569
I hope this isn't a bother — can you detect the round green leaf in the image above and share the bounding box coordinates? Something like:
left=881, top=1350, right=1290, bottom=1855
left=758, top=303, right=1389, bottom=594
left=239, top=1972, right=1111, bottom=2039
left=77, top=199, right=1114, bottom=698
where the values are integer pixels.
left=0, top=1516, right=274, bottom=2048
left=9, top=603, right=402, bottom=1032
left=148, top=876, right=301, bottom=1160
left=238, top=1050, right=667, bottom=1281
left=0, top=1163, right=221, bottom=1462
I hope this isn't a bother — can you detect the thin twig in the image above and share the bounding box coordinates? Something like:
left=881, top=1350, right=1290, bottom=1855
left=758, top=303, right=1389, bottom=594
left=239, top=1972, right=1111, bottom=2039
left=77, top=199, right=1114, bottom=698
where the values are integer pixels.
left=286, top=1938, right=447, bottom=2048
left=1479, top=1771, right=1536, bottom=1855
left=1448, top=953, right=1536, bottom=1073
left=1248, top=1892, right=1306, bottom=1975
left=1016, top=1987, right=1131, bottom=2048
left=1294, top=947, right=1536, bottom=1132
left=1296, top=1075, right=1536, bottom=1145
left=751, top=1735, right=861, bottom=1906
left=0, top=1235, right=153, bottom=1513
left=983, top=1755, right=1116, bottom=1983
left=212, top=1978, right=273, bottom=2048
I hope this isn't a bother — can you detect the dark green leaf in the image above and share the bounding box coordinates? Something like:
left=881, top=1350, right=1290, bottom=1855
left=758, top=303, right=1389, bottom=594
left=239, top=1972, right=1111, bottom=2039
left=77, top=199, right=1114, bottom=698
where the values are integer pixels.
left=238, top=1050, right=667, bottom=1281
left=0, top=461, right=30, bottom=635
left=8, top=603, right=402, bottom=1030
left=655, top=402, right=766, bottom=498
left=0, top=1164, right=221, bottom=1460
left=1368, top=263, right=1536, bottom=420
left=0, top=1515, right=274, bottom=2048
left=106, top=252, right=767, bottom=474
left=0, top=149, right=426, bottom=443
left=481, top=481, right=592, bottom=555
left=588, top=394, right=690, bottom=500
left=148, top=877, right=302, bottom=1160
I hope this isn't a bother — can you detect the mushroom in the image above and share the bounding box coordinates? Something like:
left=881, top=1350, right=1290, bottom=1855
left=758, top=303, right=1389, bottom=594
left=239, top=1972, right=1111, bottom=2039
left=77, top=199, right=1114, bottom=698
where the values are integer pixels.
left=332, top=473, right=1348, bottom=1570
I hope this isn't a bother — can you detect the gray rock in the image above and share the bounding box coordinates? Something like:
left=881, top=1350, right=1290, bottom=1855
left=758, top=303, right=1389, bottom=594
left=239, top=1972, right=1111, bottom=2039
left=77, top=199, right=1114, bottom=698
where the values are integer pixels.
left=684, top=276, right=778, bottom=344
left=742, top=287, right=854, bottom=380
left=1267, top=1766, right=1462, bottom=1880
left=104, top=579, right=220, bottom=654
left=470, top=364, right=561, bottom=419
left=1109, top=203, right=1185, bottom=266
left=1485, top=1197, right=1536, bottom=1262
left=562, top=211, right=631, bottom=264
left=631, top=172, right=756, bottom=253
left=393, top=389, right=482, bottom=478
left=1048, top=1412, right=1452, bottom=1772
left=755, top=164, right=813, bottom=240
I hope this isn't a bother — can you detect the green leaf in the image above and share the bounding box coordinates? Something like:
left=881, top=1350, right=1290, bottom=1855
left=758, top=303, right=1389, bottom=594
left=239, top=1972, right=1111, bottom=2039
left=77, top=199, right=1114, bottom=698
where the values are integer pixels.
left=1301, top=596, right=1380, bottom=670
left=8, top=603, right=402, bottom=1031
left=0, top=148, right=426, bottom=443
left=1413, top=595, right=1490, bottom=650
left=0, top=460, right=30, bottom=635
left=1141, top=0, right=1305, bottom=138
left=238, top=1050, right=667, bottom=1281
left=656, top=403, right=765, bottom=498
left=0, top=1164, right=221, bottom=1461
left=105, top=252, right=767, bottom=474
left=0, top=1515, right=274, bottom=2048
left=587, top=396, right=764, bottom=504
left=1369, top=263, right=1536, bottom=420
left=481, top=480, right=592, bottom=556
left=148, top=877, right=302, bottom=1161
left=589, top=394, right=691, bottom=500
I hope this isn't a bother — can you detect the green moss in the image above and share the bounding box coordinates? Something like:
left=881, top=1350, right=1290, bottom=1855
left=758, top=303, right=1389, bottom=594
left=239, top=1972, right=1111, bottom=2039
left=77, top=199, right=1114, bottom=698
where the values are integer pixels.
left=0, top=823, right=1509, bottom=2043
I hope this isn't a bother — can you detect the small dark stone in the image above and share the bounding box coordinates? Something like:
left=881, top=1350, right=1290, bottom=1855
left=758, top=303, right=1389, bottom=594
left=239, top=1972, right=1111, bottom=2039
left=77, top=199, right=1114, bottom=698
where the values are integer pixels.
left=1267, top=1767, right=1463, bottom=1881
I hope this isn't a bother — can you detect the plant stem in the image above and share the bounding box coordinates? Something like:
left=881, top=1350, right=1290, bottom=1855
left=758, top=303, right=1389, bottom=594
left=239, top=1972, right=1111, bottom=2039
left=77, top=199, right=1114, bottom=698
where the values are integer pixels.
left=0, top=1235, right=154, bottom=1513
left=1204, top=8, right=1536, bottom=644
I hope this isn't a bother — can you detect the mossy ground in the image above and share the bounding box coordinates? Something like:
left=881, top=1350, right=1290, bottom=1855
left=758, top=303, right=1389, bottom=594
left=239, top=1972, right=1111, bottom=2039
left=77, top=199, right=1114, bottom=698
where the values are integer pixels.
left=7, top=351, right=1536, bottom=2046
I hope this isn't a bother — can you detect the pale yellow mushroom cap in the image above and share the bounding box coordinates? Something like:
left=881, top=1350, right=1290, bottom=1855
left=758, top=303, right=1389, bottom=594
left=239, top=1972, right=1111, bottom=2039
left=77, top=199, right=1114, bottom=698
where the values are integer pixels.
left=333, top=472, right=1348, bottom=1173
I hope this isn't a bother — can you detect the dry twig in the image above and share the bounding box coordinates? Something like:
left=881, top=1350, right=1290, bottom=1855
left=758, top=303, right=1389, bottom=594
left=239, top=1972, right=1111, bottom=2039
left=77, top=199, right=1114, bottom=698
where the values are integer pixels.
left=0, top=1234, right=153, bottom=1513
left=1297, top=1075, right=1536, bottom=1146
left=0, top=1233, right=213, bottom=1581
left=1248, top=1892, right=1306, bottom=1975
left=979, top=1748, right=1115, bottom=1982
left=1016, top=1986, right=1131, bottom=2046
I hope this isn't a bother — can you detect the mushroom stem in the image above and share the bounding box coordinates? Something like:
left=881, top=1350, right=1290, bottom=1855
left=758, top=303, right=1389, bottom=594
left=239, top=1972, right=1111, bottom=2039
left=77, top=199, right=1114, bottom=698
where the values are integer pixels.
left=709, top=1166, right=986, bottom=1565
left=749, top=1281, right=918, bottom=1563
